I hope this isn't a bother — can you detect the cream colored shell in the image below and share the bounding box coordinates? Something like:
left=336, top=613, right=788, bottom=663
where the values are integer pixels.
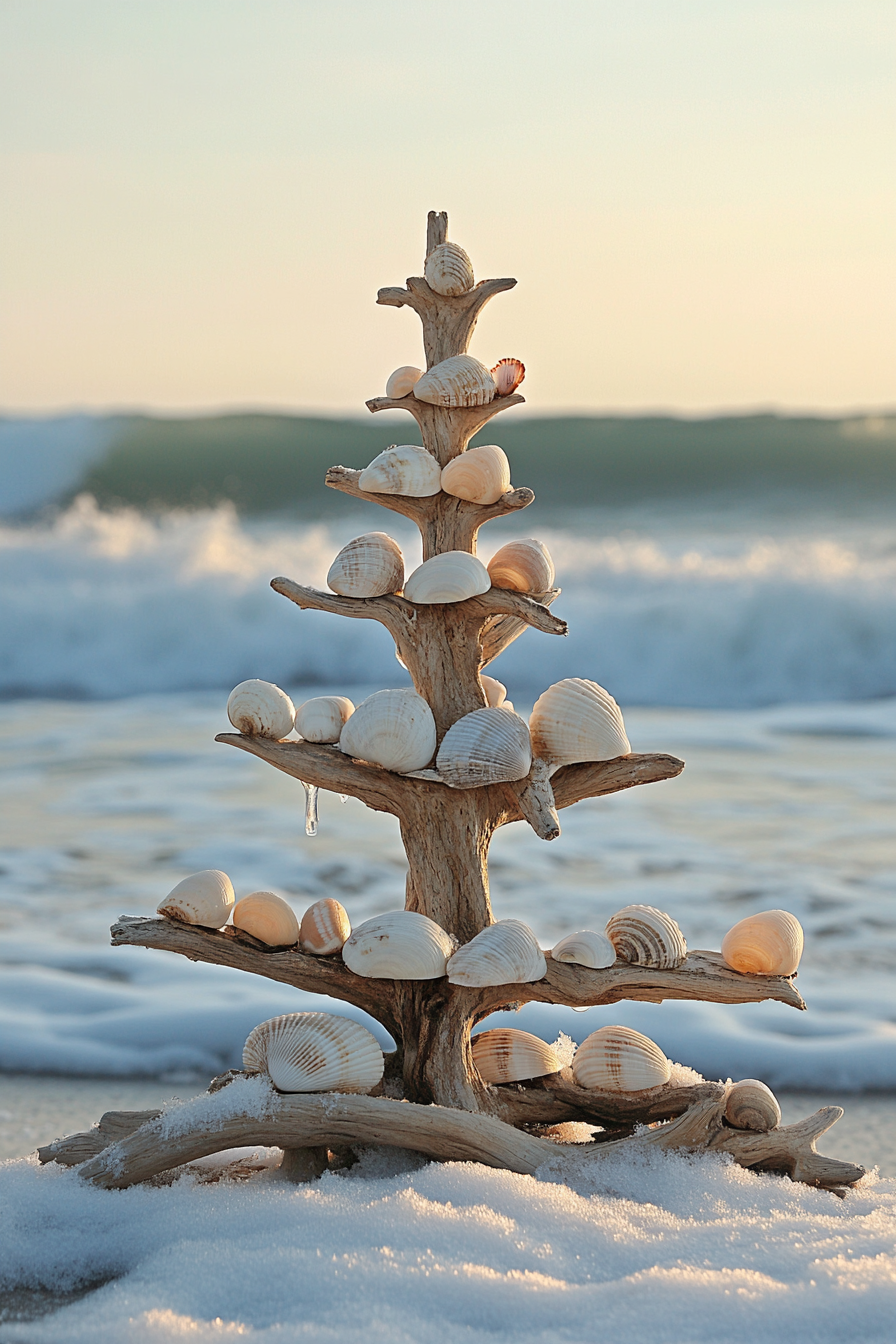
left=158, top=869, right=235, bottom=929
left=551, top=930, right=616, bottom=969
left=529, top=678, right=631, bottom=769
left=447, top=918, right=546, bottom=987
left=424, top=241, right=474, bottom=296
left=721, top=909, right=804, bottom=976
left=295, top=696, right=355, bottom=744
left=605, top=905, right=688, bottom=970
left=242, top=1012, right=383, bottom=1093
left=491, top=358, right=525, bottom=396
left=299, top=897, right=351, bottom=956
left=572, top=1026, right=671, bottom=1092
left=436, top=708, right=532, bottom=788
left=440, top=445, right=511, bottom=506
left=342, top=910, right=455, bottom=980
left=385, top=366, right=423, bottom=398
left=472, top=1028, right=561, bottom=1084
left=232, top=891, right=299, bottom=947
left=327, top=533, right=404, bottom=598
left=358, top=445, right=442, bottom=498
left=487, top=539, right=555, bottom=593
left=413, top=355, right=496, bottom=408
left=480, top=675, right=507, bottom=708
left=403, top=551, right=491, bottom=605
left=227, top=680, right=295, bottom=739
left=724, top=1079, right=781, bottom=1132
left=338, top=688, right=437, bottom=773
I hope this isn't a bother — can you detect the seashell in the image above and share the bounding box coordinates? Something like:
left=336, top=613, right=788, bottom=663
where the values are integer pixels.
left=551, top=930, right=617, bottom=969
left=358, top=445, right=441, bottom=498
left=386, top=366, right=423, bottom=399
left=158, top=870, right=234, bottom=929
left=339, top=688, right=436, bottom=773
left=447, top=918, right=546, bottom=987
left=436, top=708, right=532, bottom=788
left=487, top=539, right=555, bottom=593
left=721, top=910, right=804, bottom=977
left=424, top=241, right=474, bottom=297
left=243, top=1012, right=383, bottom=1093
left=299, top=897, right=352, bottom=956
left=529, top=678, right=631, bottom=770
left=472, top=1028, right=561, bottom=1084
left=232, top=891, right=299, bottom=947
left=724, top=1079, right=781, bottom=1132
left=572, top=1026, right=671, bottom=1092
left=480, top=674, right=507, bottom=708
left=327, top=532, right=404, bottom=599
left=342, top=910, right=455, bottom=980
left=414, top=355, right=496, bottom=408
left=295, top=696, right=355, bottom=744
left=227, top=680, right=295, bottom=739
left=440, top=445, right=511, bottom=506
left=491, top=358, right=526, bottom=396
left=403, top=551, right=491, bottom=604
left=605, top=905, right=687, bottom=970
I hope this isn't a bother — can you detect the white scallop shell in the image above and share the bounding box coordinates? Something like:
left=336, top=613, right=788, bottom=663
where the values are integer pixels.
left=725, top=1079, right=781, bottom=1132
left=243, top=1012, right=383, bottom=1093
left=721, top=910, right=804, bottom=977
left=327, top=533, right=404, bottom=598
left=605, top=905, right=688, bottom=970
left=358, top=445, right=441, bottom=498
left=299, top=898, right=351, bottom=956
left=487, top=539, right=555, bottom=593
left=529, top=678, right=631, bottom=769
left=413, top=355, right=496, bottom=408
left=440, top=445, right=511, bottom=505
left=472, top=1029, right=561, bottom=1084
left=342, top=910, right=456, bottom=980
left=491, top=358, right=526, bottom=396
left=386, top=366, right=423, bottom=398
left=232, top=891, right=299, bottom=947
left=447, top=919, right=546, bottom=987
left=403, top=551, right=491, bottom=604
left=480, top=675, right=507, bottom=708
left=424, top=241, right=474, bottom=297
left=551, top=930, right=617, bottom=969
left=227, top=680, right=295, bottom=739
left=338, top=688, right=437, bottom=773
left=436, top=708, right=532, bottom=788
left=572, top=1026, right=671, bottom=1092
left=158, top=870, right=234, bottom=929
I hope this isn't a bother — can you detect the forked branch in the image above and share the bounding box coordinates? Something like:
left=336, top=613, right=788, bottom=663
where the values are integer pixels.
left=365, top=394, right=525, bottom=465
left=375, top=276, right=519, bottom=370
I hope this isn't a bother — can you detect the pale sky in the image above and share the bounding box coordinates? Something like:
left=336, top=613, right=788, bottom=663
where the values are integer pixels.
left=1, top=0, right=893, bottom=415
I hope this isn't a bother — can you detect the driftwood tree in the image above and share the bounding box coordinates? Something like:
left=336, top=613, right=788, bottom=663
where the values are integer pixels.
left=41, top=212, right=863, bottom=1193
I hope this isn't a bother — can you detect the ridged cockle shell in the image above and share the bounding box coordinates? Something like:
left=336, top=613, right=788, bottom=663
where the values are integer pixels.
left=471, top=1029, right=561, bottom=1084
left=243, top=1012, right=383, bottom=1093
left=403, top=551, right=491, bottom=604
left=413, top=355, right=496, bottom=408
left=342, top=910, right=456, bottom=980
left=721, top=910, right=804, bottom=976
left=338, top=688, right=437, bottom=773
left=440, top=445, right=511, bottom=505
left=327, top=533, right=404, bottom=599
left=480, top=675, right=507, bottom=708
left=551, top=930, right=616, bottom=969
left=529, top=678, right=631, bottom=770
left=385, top=366, right=423, bottom=399
left=295, top=695, right=355, bottom=744
left=436, top=708, right=532, bottom=788
left=572, top=1026, right=671, bottom=1092
left=227, top=680, right=295, bottom=740
left=424, top=241, right=474, bottom=297
left=232, top=891, right=299, bottom=947
left=358, top=445, right=441, bottom=498
left=299, top=897, right=351, bottom=956
left=605, top=905, right=687, bottom=970
left=158, top=870, right=234, bottom=929
left=487, top=539, right=555, bottom=593
left=447, top=919, right=546, bottom=987
left=724, top=1079, right=781, bottom=1132
left=491, top=358, right=525, bottom=396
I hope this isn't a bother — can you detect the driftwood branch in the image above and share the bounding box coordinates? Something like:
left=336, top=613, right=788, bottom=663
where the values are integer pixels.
left=375, top=275, right=519, bottom=370
left=365, top=393, right=526, bottom=462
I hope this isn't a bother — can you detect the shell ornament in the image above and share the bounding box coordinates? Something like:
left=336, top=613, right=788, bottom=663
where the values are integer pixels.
left=327, top=533, right=404, bottom=599
left=551, top=930, right=617, bottom=969
left=487, top=539, right=555, bottom=593
left=232, top=891, right=299, bottom=947
left=424, top=241, right=474, bottom=297
left=299, top=897, right=352, bottom=956
left=491, top=358, right=525, bottom=396
left=342, top=910, right=456, bottom=980
left=385, top=366, right=423, bottom=399
left=158, top=870, right=235, bottom=929
left=295, top=696, right=355, bottom=744
left=572, top=1026, right=671, bottom=1093
left=721, top=910, right=804, bottom=977
left=471, top=1029, right=560, bottom=1084
left=413, top=355, right=496, bottom=408
left=440, top=445, right=511, bottom=506
left=358, top=445, right=441, bottom=498
left=605, top=905, right=687, bottom=970
left=436, top=708, right=532, bottom=788
left=529, top=678, right=631, bottom=771
left=243, top=1012, right=383, bottom=1093
left=227, top=680, right=296, bottom=740
left=447, top=919, right=546, bottom=987
left=338, top=688, right=437, bottom=774
left=403, top=551, right=491, bottom=605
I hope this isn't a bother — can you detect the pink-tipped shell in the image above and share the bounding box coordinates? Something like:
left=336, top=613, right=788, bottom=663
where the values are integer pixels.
left=491, top=358, right=525, bottom=396
left=232, top=892, right=299, bottom=947
left=299, top=897, right=352, bottom=956
left=721, top=910, right=804, bottom=977
left=572, top=1026, right=671, bottom=1093
left=472, top=1029, right=561, bottom=1084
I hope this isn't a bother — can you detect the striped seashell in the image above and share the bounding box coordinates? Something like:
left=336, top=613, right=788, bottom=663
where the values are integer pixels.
left=572, top=1026, right=671, bottom=1092
left=487, top=539, right=555, bottom=593
left=299, top=897, right=351, bottom=956
left=440, top=445, right=511, bottom=505
left=551, top=930, right=617, bottom=969
left=295, top=696, right=355, bottom=744
left=480, top=675, right=507, bottom=708
left=721, top=910, right=804, bottom=977
left=413, top=355, right=496, bottom=408
left=158, top=870, right=234, bottom=929
left=472, top=1028, right=561, bottom=1084
left=243, top=1012, right=383, bottom=1093
left=529, top=678, right=630, bottom=770
left=605, top=905, right=687, bottom=970
left=342, top=910, right=455, bottom=980
left=424, top=241, right=474, bottom=297
left=491, top=358, right=526, bottom=396
left=447, top=918, right=546, bottom=987
left=358, top=445, right=441, bottom=498
left=436, top=708, right=532, bottom=788
left=403, top=551, right=491, bottom=604
left=232, top=891, right=299, bottom=947
left=725, top=1079, right=782, bottom=1132
left=338, top=688, right=437, bottom=773
left=327, top=532, right=404, bottom=598
left=227, top=680, right=295, bottom=740
left=385, top=366, right=423, bottom=399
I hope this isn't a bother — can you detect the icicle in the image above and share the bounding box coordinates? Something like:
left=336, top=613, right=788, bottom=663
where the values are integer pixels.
left=301, top=782, right=319, bottom=837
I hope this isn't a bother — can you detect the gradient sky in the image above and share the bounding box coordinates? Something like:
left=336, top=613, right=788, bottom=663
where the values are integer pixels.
left=1, top=0, right=893, bottom=415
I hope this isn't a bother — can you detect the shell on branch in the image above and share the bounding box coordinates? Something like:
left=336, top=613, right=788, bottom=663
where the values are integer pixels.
left=487, top=539, right=555, bottom=593
left=299, top=897, right=351, bottom=956
left=232, top=891, right=299, bottom=947
left=385, top=366, right=423, bottom=399
left=403, top=551, right=491, bottom=604
left=295, top=696, right=355, bottom=744
left=480, top=675, right=507, bottom=708
left=342, top=910, right=456, bottom=980
left=605, top=905, right=688, bottom=970
left=572, top=1026, right=671, bottom=1093
left=447, top=918, right=546, bottom=987
left=551, top=929, right=616, bottom=969
left=529, top=677, right=631, bottom=769
left=327, top=532, right=404, bottom=598
left=721, top=910, right=804, bottom=977
left=242, top=1012, right=383, bottom=1093
left=491, top=358, right=526, bottom=396
left=424, top=241, right=474, bottom=296
left=435, top=707, right=532, bottom=788
left=227, top=680, right=295, bottom=740
left=358, top=445, right=441, bottom=498
left=157, top=870, right=235, bottom=929
left=725, top=1079, right=782, bottom=1132
left=471, top=1028, right=561, bottom=1084
left=440, top=445, right=511, bottom=505
left=413, top=355, right=496, bottom=408
left=338, top=688, right=437, bottom=773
